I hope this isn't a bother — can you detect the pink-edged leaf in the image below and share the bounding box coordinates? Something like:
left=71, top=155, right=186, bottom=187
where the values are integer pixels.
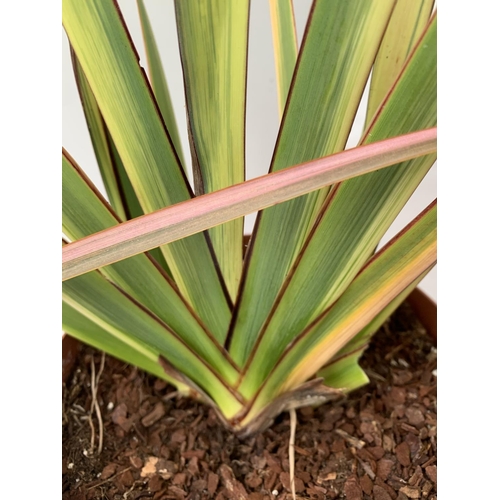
left=62, top=128, right=436, bottom=281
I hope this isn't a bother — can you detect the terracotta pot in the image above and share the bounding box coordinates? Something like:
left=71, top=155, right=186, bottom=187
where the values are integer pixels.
left=407, top=287, right=437, bottom=342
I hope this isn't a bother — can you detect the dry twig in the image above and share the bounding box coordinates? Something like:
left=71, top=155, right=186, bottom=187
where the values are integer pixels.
left=289, top=409, right=297, bottom=500
left=89, top=352, right=106, bottom=455
left=87, top=467, right=132, bottom=491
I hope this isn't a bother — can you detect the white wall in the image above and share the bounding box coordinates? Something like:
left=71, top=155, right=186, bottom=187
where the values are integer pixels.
left=62, top=0, right=436, bottom=301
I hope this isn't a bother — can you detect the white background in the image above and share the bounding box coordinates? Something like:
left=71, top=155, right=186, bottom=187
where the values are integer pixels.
left=62, top=0, right=437, bottom=301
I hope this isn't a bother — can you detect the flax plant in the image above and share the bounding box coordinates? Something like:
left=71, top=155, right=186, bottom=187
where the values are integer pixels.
left=62, top=0, right=436, bottom=435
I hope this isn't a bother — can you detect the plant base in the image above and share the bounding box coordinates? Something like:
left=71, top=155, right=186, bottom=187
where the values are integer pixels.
left=63, top=301, right=437, bottom=499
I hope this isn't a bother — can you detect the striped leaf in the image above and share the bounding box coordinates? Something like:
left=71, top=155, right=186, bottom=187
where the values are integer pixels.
left=229, top=0, right=396, bottom=364
left=62, top=151, right=238, bottom=384
left=269, top=0, right=298, bottom=116
left=63, top=301, right=186, bottom=390
left=70, top=49, right=128, bottom=221
left=63, top=269, right=243, bottom=418
left=71, top=50, right=170, bottom=272
left=318, top=272, right=427, bottom=391
left=237, top=15, right=437, bottom=394
left=365, top=0, right=434, bottom=125
left=238, top=201, right=437, bottom=425
left=175, top=0, right=249, bottom=300
left=137, top=0, right=186, bottom=169
left=63, top=0, right=231, bottom=338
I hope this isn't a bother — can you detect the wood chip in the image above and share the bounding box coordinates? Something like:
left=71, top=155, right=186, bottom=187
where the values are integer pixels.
left=395, top=442, right=411, bottom=467
left=400, top=423, right=419, bottom=435
left=421, top=480, right=433, bottom=498
left=405, top=407, right=425, bottom=428
left=170, top=428, right=187, bottom=444
left=375, top=479, right=397, bottom=500
left=360, top=474, right=373, bottom=495
left=172, top=473, right=187, bottom=486
left=373, top=485, right=393, bottom=500
left=344, top=476, right=363, bottom=500
left=129, top=454, right=143, bottom=469
left=141, top=401, right=166, bottom=427
left=408, top=466, right=423, bottom=487
left=318, top=471, right=337, bottom=483
left=148, top=475, right=165, bottom=492
left=192, top=479, right=207, bottom=491
left=293, top=445, right=311, bottom=456
left=100, top=463, right=118, bottom=480
left=208, top=472, right=219, bottom=495
left=219, top=464, right=249, bottom=500
left=248, top=493, right=264, bottom=500
left=377, top=458, right=395, bottom=481
left=111, top=403, right=129, bottom=429
left=182, top=449, right=206, bottom=459
left=356, top=458, right=376, bottom=480
left=115, top=468, right=134, bottom=488
left=141, top=457, right=177, bottom=480
left=400, top=486, right=420, bottom=498
left=370, top=446, right=386, bottom=460
left=168, top=485, right=187, bottom=499
left=279, top=471, right=305, bottom=493
left=425, top=465, right=437, bottom=484
left=245, top=470, right=263, bottom=489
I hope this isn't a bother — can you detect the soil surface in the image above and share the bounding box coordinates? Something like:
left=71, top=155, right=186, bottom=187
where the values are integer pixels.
left=63, top=302, right=437, bottom=500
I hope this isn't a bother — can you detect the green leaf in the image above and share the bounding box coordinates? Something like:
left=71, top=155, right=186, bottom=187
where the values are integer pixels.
left=63, top=269, right=243, bottom=418
left=237, top=15, right=437, bottom=393
left=70, top=49, right=128, bottom=221
left=175, top=0, right=249, bottom=300
left=63, top=0, right=231, bottom=339
left=269, top=0, right=298, bottom=117
left=71, top=50, right=170, bottom=273
left=62, top=129, right=436, bottom=281
left=365, top=0, right=434, bottom=125
left=62, top=151, right=239, bottom=385
left=318, top=350, right=369, bottom=393
left=239, top=202, right=436, bottom=422
left=229, top=0, right=396, bottom=364
left=137, top=0, right=186, bottom=169
left=318, top=272, right=427, bottom=391
left=63, top=302, right=187, bottom=390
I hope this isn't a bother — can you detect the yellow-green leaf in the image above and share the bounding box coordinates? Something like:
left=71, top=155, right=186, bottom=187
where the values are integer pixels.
left=269, top=0, right=298, bottom=117
left=229, top=0, right=396, bottom=364
left=137, top=0, right=185, bottom=169
left=318, top=272, right=427, bottom=391
left=63, top=269, right=243, bottom=418
left=238, top=15, right=436, bottom=394
left=365, top=0, right=434, bottom=125
left=318, top=351, right=369, bottom=393
left=62, top=151, right=239, bottom=384
left=71, top=50, right=171, bottom=272
left=63, top=302, right=187, bottom=390
left=174, top=0, right=248, bottom=301
left=70, top=49, right=128, bottom=221
left=239, top=202, right=436, bottom=422
left=63, top=0, right=231, bottom=338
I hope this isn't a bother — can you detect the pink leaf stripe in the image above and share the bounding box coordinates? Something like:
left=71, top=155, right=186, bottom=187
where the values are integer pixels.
left=63, top=128, right=436, bottom=281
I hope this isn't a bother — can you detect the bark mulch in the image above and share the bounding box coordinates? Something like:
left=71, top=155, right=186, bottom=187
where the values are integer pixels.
left=63, top=302, right=437, bottom=500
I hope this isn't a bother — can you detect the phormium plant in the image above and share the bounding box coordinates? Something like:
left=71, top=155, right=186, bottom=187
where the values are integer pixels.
left=62, top=0, right=437, bottom=436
